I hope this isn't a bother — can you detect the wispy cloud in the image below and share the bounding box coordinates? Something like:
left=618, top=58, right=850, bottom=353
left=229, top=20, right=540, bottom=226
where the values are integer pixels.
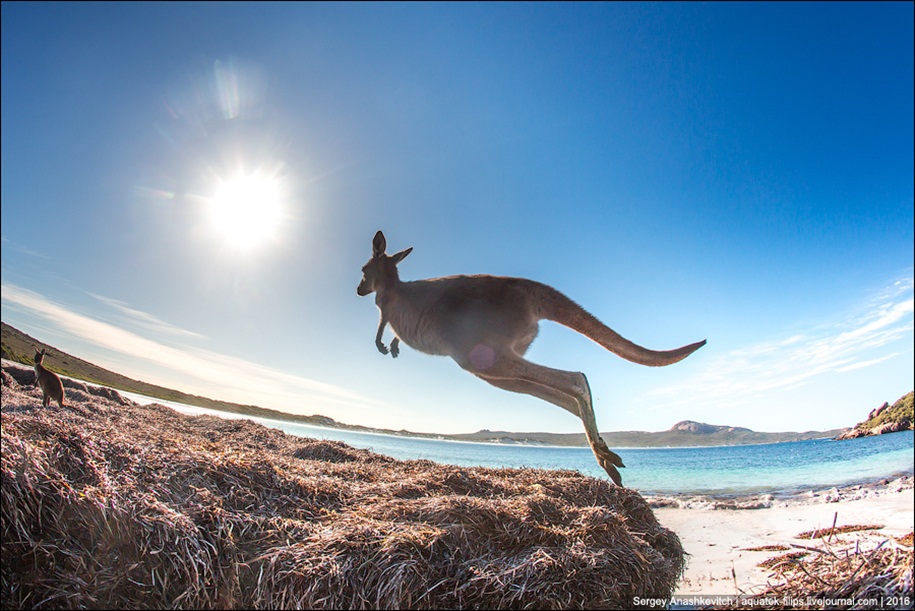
left=648, top=278, right=914, bottom=408
left=1, top=283, right=386, bottom=417
left=87, top=293, right=206, bottom=339
left=1, top=235, right=51, bottom=260
left=836, top=353, right=899, bottom=373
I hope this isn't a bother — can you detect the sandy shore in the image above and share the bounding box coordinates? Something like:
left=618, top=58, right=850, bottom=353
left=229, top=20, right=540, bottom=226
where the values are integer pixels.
left=652, top=476, right=914, bottom=597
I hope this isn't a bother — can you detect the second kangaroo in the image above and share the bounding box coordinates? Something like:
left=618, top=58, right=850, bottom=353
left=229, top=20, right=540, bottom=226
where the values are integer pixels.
left=34, top=348, right=65, bottom=408
left=357, top=231, right=705, bottom=485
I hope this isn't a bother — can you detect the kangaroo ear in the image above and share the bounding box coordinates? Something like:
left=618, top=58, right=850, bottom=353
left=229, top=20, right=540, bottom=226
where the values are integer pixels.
left=392, top=247, right=412, bottom=264
left=372, top=231, right=386, bottom=257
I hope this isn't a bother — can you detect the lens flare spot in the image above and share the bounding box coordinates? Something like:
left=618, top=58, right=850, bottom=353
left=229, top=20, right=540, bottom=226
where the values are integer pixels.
left=469, top=343, right=496, bottom=371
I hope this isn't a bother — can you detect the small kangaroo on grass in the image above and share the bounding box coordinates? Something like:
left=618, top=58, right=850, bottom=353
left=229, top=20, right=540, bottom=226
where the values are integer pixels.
left=357, top=231, right=705, bottom=485
left=34, top=348, right=65, bottom=408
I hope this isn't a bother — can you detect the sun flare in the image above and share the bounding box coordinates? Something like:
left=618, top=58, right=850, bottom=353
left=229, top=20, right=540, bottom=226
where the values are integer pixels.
left=209, top=173, right=283, bottom=248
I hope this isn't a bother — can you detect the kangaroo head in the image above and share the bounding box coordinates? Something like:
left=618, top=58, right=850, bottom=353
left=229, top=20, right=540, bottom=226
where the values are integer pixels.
left=357, top=230, right=413, bottom=296
left=34, top=348, right=46, bottom=365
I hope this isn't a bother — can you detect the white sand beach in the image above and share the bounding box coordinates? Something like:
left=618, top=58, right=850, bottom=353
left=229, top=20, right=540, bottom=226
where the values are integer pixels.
left=652, top=477, right=914, bottom=597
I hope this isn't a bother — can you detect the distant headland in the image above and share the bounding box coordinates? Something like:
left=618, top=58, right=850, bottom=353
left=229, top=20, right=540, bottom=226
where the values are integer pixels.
left=836, top=391, right=914, bottom=440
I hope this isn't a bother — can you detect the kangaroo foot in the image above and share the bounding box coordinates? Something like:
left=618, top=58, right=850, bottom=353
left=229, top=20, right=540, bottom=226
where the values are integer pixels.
left=591, top=437, right=625, bottom=468
left=588, top=439, right=625, bottom=485
left=596, top=453, right=623, bottom=486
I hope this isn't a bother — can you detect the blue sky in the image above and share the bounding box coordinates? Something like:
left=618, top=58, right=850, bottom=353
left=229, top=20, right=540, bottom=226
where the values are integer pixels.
left=2, top=2, right=912, bottom=435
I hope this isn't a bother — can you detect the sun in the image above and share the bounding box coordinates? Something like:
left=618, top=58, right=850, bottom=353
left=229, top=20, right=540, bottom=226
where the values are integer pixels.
left=209, top=172, right=283, bottom=249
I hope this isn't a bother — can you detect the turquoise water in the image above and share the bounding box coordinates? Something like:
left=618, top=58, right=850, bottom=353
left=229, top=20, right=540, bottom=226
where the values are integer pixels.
left=128, top=394, right=914, bottom=497
left=271, top=421, right=913, bottom=496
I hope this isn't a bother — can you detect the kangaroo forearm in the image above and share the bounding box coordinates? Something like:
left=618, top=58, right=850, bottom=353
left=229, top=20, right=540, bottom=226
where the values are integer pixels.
left=375, top=316, right=389, bottom=354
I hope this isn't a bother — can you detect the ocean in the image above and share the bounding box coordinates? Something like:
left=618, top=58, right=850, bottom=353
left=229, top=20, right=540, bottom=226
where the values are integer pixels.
left=125, top=393, right=914, bottom=497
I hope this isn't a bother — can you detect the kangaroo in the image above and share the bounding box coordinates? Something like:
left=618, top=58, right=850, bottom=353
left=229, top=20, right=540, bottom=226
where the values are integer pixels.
left=357, top=231, right=705, bottom=485
left=33, top=348, right=65, bottom=408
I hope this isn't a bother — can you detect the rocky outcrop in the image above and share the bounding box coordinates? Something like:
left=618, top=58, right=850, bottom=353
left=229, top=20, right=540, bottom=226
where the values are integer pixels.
left=836, top=391, right=914, bottom=440
left=869, top=402, right=889, bottom=421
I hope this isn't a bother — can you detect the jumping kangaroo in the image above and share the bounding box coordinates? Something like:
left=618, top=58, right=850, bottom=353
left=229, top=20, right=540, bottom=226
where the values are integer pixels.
left=357, top=231, right=705, bottom=485
left=33, top=348, right=65, bottom=408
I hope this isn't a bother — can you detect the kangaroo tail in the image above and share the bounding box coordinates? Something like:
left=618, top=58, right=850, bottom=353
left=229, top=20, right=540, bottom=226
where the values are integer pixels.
left=536, top=284, right=706, bottom=367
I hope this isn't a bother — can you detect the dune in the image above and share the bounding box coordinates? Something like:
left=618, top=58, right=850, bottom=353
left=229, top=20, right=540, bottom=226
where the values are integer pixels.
left=1, top=365, right=683, bottom=609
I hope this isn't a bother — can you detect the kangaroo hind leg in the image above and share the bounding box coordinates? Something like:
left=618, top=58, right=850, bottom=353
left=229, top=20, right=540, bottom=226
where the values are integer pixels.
left=574, top=372, right=625, bottom=469
left=474, top=357, right=624, bottom=485
left=475, top=373, right=580, bottom=418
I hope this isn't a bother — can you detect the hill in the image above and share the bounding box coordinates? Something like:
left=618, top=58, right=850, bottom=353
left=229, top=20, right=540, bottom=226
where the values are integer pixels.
left=1, top=321, right=364, bottom=430
left=451, top=419, right=847, bottom=448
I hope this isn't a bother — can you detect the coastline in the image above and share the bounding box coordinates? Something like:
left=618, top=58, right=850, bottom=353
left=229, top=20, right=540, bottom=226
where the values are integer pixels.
left=644, top=472, right=915, bottom=510
left=651, top=476, right=914, bottom=597
left=0, top=355, right=857, bottom=449
left=121, top=380, right=907, bottom=453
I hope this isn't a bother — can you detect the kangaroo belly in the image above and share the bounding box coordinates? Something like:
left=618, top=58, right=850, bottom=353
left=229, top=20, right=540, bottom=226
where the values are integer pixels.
left=381, top=287, right=458, bottom=356
left=382, top=276, right=541, bottom=357
left=389, top=318, right=451, bottom=356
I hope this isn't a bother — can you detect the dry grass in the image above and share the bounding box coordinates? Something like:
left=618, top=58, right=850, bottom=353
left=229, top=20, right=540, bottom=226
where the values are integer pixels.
left=756, top=551, right=808, bottom=569
left=729, top=523, right=914, bottom=609
left=742, top=545, right=913, bottom=609
left=1, top=364, right=685, bottom=609
left=796, top=524, right=885, bottom=540
left=743, top=545, right=791, bottom=552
